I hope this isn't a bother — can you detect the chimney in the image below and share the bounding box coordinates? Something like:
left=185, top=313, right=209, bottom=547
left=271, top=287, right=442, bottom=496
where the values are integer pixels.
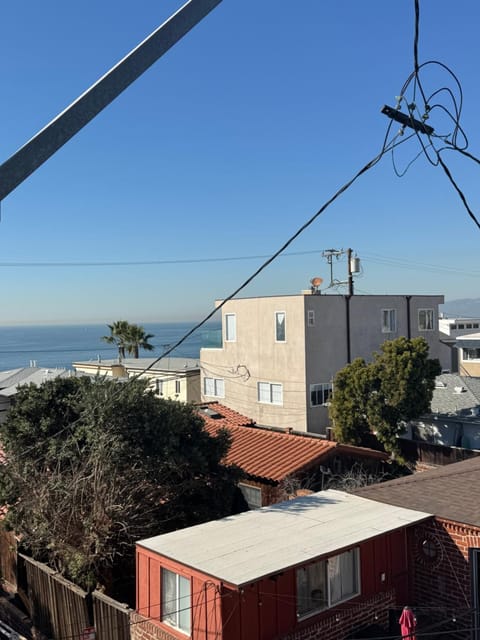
left=111, top=364, right=127, bottom=378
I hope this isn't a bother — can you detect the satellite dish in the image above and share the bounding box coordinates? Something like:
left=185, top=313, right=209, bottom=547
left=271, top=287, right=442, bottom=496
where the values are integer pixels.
left=310, top=277, right=323, bottom=288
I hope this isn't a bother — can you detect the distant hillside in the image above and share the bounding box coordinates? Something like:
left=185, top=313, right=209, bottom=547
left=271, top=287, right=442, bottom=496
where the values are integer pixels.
left=441, top=298, right=480, bottom=318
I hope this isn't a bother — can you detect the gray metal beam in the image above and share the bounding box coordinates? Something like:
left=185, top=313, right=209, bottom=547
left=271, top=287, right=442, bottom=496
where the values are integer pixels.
left=0, top=0, right=223, bottom=201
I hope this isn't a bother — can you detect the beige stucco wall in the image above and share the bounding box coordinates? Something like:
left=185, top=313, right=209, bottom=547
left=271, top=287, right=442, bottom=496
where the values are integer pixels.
left=459, top=361, right=480, bottom=377
left=201, top=294, right=444, bottom=435
left=201, top=295, right=307, bottom=431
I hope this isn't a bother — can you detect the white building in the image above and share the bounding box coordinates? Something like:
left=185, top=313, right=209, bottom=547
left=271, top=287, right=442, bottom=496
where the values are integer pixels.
left=72, top=357, right=201, bottom=403
left=438, top=316, right=480, bottom=374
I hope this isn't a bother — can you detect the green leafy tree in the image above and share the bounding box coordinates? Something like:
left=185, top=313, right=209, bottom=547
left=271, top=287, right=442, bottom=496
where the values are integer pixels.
left=102, top=321, right=154, bottom=359
left=328, top=358, right=374, bottom=446
left=330, top=337, right=441, bottom=457
left=0, top=377, right=244, bottom=597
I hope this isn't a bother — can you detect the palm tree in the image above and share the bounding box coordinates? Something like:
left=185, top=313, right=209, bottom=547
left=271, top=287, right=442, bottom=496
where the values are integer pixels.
left=125, top=324, right=155, bottom=358
left=102, top=320, right=130, bottom=361
left=102, top=321, right=155, bottom=360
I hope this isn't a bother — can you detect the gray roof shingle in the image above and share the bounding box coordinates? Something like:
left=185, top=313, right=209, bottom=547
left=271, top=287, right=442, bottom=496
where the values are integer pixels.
left=430, top=373, right=480, bottom=415
left=353, top=456, right=480, bottom=527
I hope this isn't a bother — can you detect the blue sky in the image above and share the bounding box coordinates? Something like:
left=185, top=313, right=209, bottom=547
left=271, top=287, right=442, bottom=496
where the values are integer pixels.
left=0, top=0, right=478, bottom=325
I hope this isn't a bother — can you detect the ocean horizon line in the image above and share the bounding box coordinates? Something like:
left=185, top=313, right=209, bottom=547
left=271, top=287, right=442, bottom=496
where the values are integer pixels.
left=0, top=319, right=220, bottom=329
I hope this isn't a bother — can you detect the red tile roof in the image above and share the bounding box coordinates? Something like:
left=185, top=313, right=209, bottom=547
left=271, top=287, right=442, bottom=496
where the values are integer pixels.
left=199, top=403, right=386, bottom=482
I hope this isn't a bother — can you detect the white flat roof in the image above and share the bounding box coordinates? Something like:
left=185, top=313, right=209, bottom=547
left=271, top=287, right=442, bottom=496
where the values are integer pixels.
left=457, top=332, right=480, bottom=341
left=138, top=490, right=431, bottom=586
left=72, top=357, right=200, bottom=371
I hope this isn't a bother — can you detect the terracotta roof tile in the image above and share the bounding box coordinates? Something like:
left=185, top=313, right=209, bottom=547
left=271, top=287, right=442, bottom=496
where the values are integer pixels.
left=198, top=403, right=386, bottom=482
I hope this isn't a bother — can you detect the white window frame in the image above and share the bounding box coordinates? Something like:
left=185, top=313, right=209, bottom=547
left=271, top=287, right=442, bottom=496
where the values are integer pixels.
left=203, top=377, right=225, bottom=398
left=161, top=568, right=191, bottom=635
left=257, top=381, right=283, bottom=405
left=238, top=482, right=262, bottom=509
left=175, top=380, right=181, bottom=394
left=225, top=313, right=237, bottom=342
left=156, top=379, right=163, bottom=396
left=463, top=348, right=480, bottom=361
left=275, top=311, right=286, bottom=342
left=310, top=383, right=333, bottom=407
left=418, top=309, right=434, bottom=331
left=296, top=548, right=360, bottom=620
left=381, top=308, right=397, bottom=333
left=307, top=310, right=315, bottom=327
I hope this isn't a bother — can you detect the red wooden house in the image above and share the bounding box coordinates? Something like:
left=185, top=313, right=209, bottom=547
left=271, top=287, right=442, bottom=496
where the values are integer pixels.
left=133, top=489, right=430, bottom=640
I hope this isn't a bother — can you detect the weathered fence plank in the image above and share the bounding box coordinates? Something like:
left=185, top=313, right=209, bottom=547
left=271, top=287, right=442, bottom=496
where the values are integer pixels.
left=0, top=527, right=17, bottom=589
left=93, top=590, right=132, bottom=640
left=19, top=554, right=91, bottom=639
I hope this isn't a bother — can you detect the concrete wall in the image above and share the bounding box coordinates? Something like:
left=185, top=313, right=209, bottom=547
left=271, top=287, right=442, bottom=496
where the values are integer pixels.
left=201, top=294, right=444, bottom=434
left=201, top=296, right=308, bottom=431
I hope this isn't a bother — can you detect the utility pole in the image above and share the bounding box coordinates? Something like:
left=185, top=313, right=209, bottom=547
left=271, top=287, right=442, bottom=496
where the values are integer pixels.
left=321, top=248, right=360, bottom=294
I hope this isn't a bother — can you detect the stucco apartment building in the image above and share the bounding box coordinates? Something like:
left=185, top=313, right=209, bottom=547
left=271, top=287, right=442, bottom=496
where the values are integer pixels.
left=438, top=316, right=480, bottom=373
left=201, top=293, right=444, bottom=434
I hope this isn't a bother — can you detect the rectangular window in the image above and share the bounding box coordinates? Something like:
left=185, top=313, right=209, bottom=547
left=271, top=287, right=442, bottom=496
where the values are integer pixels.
left=257, top=382, right=283, bottom=405
left=463, top=348, right=480, bottom=361
left=418, top=309, right=434, bottom=331
left=296, top=549, right=359, bottom=619
left=310, top=383, right=333, bottom=407
left=161, top=568, right=191, bottom=634
left=467, top=324, right=473, bottom=329
left=474, top=324, right=479, bottom=329
left=238, top=483, right=262, bottom=509
left=175, top=380, right=181, bottom=394
left=381, top=309, right=397, bottom=333
left=307, top=310, right=315, bottom=327
left=275, top=311, right=286, bottom=342
left=458, top=324, right=465, bottom=329
left=225, top=314, right=236, bottom=342
left=156, top=379, right=163, bottom=396
left=203, top=377, right=225, bottom=397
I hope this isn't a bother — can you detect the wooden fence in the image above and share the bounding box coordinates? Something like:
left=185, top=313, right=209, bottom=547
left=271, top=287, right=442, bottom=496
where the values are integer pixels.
left=399, top=438, right=480, bottom=466
left=0, top=527, right=17, bottom=589
left=19, top=554, right=91, bottom=639
left=93, top=590, right=132, bottom=640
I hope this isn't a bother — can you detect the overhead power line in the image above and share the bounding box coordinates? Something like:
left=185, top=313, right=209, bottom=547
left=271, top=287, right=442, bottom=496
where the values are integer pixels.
left=0, top=249, right=321, bottom=268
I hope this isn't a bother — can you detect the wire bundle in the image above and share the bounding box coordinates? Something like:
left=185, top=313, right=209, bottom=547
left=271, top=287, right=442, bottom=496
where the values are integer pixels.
left=385, top=0, right=480, bottom=230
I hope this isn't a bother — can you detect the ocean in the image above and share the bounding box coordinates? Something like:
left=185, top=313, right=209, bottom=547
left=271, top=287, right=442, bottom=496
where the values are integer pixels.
left=0, top=321, right=222, bottom=371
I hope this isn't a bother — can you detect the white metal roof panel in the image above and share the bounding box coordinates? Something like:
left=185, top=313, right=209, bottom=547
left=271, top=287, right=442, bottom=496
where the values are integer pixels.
left=137, top=489, right=431, bottom=586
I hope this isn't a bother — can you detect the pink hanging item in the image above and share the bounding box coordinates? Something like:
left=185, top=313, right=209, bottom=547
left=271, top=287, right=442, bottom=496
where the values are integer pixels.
left=399, top=606, right=417, bottom=640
